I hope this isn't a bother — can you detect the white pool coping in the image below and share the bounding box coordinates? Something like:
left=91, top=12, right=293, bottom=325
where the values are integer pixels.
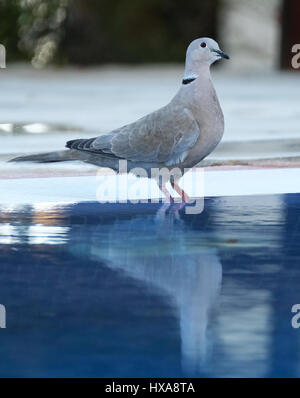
left=0, top=166, right=299, bottom=206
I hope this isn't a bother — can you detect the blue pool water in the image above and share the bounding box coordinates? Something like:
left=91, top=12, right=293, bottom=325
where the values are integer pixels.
left=0, top=194, right=300, bottom=377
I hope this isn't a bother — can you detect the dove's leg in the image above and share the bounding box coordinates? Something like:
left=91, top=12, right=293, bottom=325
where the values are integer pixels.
left=155, top=180, right=186, bottom=220
left=157, top=179, right=174, bottom=203
left=154, top=178, right=173, bottom=220
left=171, top=181, right=190, bottom=203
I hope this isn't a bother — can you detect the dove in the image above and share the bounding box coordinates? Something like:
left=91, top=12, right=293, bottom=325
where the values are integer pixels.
left=10, top=38, right=229, bottom=202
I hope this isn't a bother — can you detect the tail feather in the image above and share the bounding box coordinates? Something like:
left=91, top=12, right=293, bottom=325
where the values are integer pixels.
left=9, top=150, right=74, bottom=163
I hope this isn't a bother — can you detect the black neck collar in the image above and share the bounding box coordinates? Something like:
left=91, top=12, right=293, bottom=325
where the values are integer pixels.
left=182, top=77, right=197, bottom=85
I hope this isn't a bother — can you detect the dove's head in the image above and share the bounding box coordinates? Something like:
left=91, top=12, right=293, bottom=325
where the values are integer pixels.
left=184, top=38, right=229, bottom=78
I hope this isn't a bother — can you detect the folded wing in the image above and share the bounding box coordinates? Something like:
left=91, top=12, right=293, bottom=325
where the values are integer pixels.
left=67, top=106, right=200, bottom=166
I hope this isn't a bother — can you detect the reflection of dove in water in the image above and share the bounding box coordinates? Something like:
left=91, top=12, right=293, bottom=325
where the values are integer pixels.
left=70, top=216, right=222, bottom=375
left=11, top=38, right=229, bottom=201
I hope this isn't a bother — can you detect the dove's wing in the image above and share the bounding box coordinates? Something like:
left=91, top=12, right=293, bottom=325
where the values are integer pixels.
left=67, top=106, right=200, bottom=166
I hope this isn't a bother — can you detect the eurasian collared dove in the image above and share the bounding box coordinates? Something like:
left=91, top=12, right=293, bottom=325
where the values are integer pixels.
left=11, top=38, right=229, bottom=201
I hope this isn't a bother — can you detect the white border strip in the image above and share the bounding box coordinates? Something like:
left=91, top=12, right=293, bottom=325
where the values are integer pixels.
left=0, top=167, right=300, bottom=205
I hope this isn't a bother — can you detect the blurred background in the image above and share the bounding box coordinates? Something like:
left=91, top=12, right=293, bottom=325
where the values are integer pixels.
left=0, top=0, right=299, bottom=70
left=0, top=0, right=300, bottom=177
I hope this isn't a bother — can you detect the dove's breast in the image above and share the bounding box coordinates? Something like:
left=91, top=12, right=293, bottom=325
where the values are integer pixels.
left=181, top=80, right=225, bottom=168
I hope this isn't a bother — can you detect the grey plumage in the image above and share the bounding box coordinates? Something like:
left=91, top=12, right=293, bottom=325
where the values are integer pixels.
left=9, top=150, right=75, bottom=163
left=66, top=107, right=200, bottom=166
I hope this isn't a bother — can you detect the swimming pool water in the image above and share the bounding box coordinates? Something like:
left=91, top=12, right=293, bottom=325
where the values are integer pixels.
left=0, top=194, right=300, bottom=377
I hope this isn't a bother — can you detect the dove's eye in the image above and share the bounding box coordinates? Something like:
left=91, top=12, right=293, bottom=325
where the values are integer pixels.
left=200, top=42, right=207, bottom=48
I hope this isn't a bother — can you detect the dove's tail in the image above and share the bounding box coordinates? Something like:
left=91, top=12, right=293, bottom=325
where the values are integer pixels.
left=9, top=150, right=75, bottom=163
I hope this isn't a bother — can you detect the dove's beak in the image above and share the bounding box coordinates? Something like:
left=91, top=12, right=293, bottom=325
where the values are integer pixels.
left=213, top=49, right=230, bottom=60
